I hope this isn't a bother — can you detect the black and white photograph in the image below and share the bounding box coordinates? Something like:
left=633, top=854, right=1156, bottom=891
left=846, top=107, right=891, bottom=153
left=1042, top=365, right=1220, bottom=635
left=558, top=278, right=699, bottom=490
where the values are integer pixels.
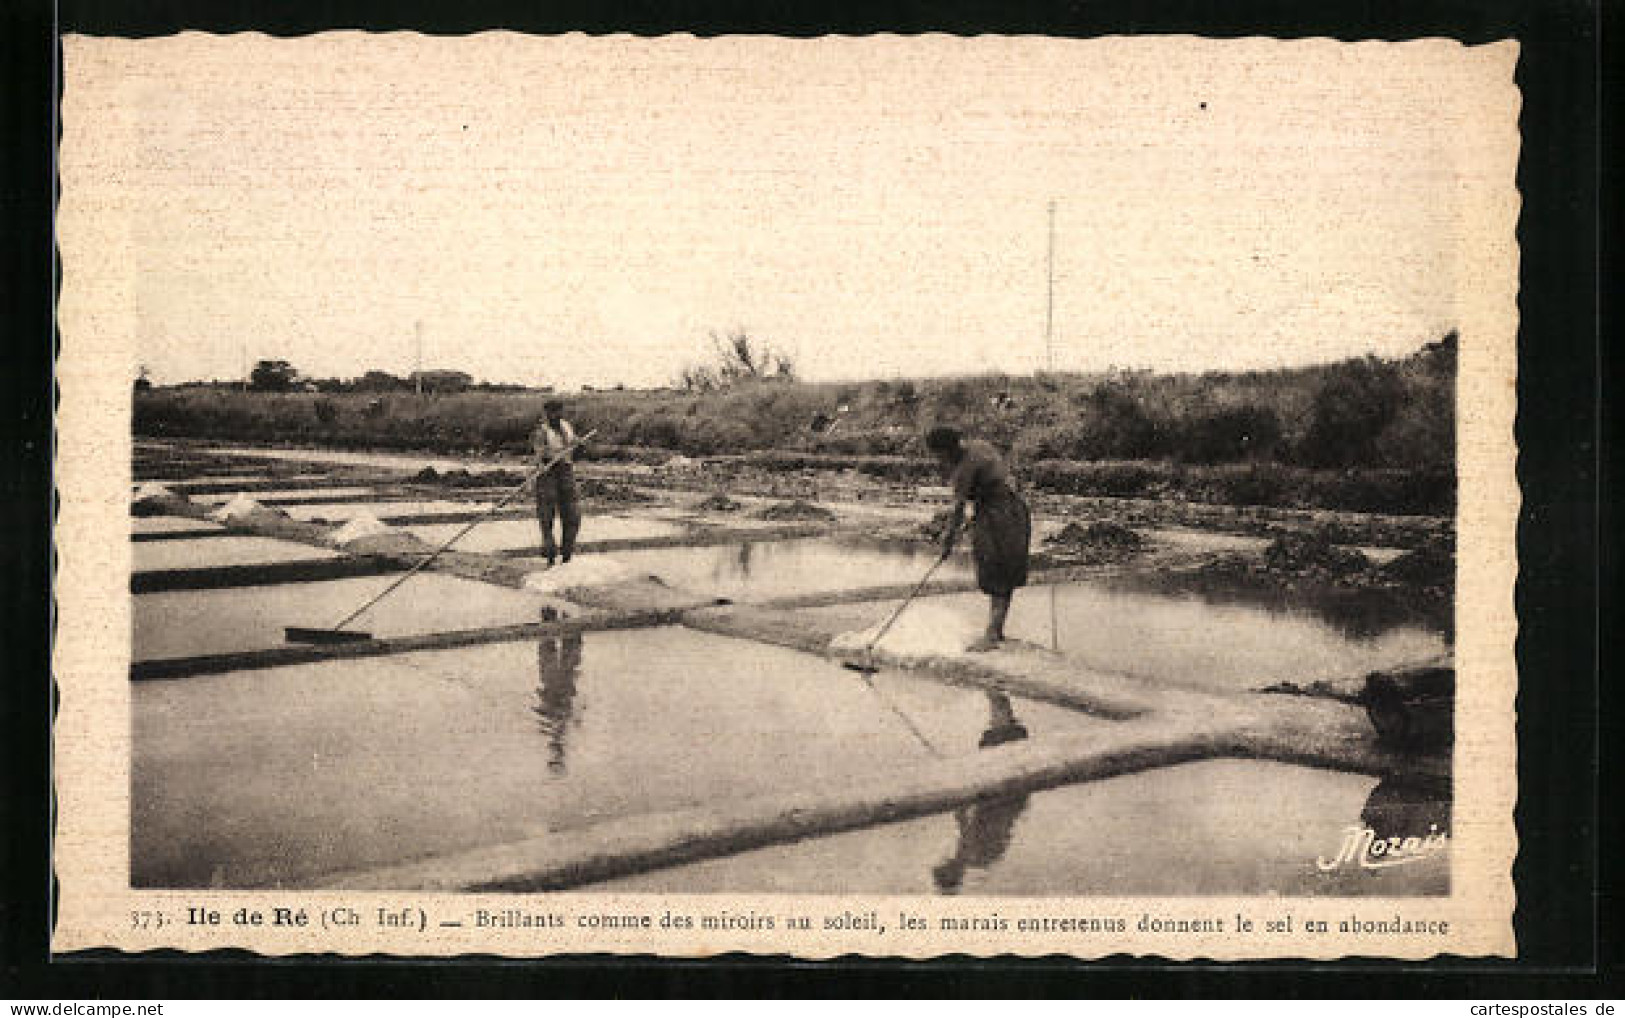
left=51, top=30, right=1520, bottom=959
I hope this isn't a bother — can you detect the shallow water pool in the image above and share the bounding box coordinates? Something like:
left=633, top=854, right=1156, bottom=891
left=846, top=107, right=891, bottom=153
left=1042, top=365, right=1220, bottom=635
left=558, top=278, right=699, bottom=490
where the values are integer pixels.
left=132, top=536, right=341, bottom=573
left=408, top=514, right=689, bottom=552
left=211, top=446, right=517, bottom=475
left=802, top=571, right=1447, bottom=692
left=598, top=758, right=1449, bottom=897
left=132, top=515, right=225, bottom=535
left=569, top=536, right=977, bottom=603
left=287, top=500, right=499, bottom=523
left=133, top=572, right=549, bottom=660
left=163, top=473, right=330, bottom=490
left=192, top=487, right=379, bottom=505
left=130, top=627, right=1101, bottom=887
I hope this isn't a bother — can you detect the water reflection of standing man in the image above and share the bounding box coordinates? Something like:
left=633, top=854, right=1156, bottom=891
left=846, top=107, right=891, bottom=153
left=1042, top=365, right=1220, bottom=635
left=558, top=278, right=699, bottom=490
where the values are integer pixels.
left=932, top=692, right=1032, bottom=894
left=533, top=625, right=585, bottom=775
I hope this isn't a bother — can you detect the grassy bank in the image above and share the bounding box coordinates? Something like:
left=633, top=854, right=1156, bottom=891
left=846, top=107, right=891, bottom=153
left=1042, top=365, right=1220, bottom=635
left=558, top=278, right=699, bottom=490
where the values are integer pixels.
left=136, top=336, right=1455, bottom=515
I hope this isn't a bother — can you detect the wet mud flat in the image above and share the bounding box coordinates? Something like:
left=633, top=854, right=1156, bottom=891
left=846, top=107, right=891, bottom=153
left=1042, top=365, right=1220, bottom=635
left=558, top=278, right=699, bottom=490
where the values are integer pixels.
left=128, top=439, right=1454, bottom=894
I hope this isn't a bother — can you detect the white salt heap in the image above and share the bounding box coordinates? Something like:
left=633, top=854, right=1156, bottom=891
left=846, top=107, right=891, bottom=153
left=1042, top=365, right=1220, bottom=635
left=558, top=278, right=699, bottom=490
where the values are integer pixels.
left=329, top=513, right=393, bottom=547
left=829, top=603, right=983, bottom=661
left=208, top=494, right=282, bottom=522
left=132, top=482, right=177, bottom=503
left=522, top=557, right=632, bottom=594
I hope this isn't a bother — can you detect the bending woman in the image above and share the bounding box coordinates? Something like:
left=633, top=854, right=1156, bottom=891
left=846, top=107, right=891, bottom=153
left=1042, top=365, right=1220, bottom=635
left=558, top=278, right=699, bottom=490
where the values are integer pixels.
left=926, top=426, right=1031, bottom=652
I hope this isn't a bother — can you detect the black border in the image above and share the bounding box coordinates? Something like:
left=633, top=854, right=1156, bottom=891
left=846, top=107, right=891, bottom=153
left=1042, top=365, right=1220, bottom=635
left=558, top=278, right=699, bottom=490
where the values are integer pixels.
left=5, top=0, right=1611, bottom=998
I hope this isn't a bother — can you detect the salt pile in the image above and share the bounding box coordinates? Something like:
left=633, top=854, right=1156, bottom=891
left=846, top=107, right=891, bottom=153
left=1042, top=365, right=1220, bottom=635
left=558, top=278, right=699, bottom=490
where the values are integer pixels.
left=522, top=557, right=632, bottom=594
left=208, top=494, right=283, bottom=523
left=829, top=603, right=982, bottom=661
left=131, top=483, right=182, bottom=515
left=754, top=499, right=836, bottom=522
left=328, top=513, right=393, bottom=547
left=1263, top=531, right=1370, bottom=578
left=133, top=482, right=177, bottom=503
left=339, top=531, right=432, bottom=557
left=1377, top=537, right=1453, bottom=589
left=578, top=478, right=654, bottom=503
left=1042, top=521, right=1147, bottom=562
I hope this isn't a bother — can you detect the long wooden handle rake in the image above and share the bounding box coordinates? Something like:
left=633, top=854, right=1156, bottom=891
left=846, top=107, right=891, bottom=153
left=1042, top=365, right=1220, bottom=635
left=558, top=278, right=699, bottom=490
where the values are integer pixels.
left=285, top=430, right=597, bottom=645
left=838, top=554, right=951, bottom=756
left=840, top=553, right=949, bottom=675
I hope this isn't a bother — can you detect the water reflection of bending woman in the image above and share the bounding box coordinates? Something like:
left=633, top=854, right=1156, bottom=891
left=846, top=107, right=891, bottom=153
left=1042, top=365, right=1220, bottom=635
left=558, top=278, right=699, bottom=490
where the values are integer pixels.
left=731, top=541, right=755, bottom=580
left=532, top=629, right=584, bottom=775
left=932, top=692, right=1032, bottom=894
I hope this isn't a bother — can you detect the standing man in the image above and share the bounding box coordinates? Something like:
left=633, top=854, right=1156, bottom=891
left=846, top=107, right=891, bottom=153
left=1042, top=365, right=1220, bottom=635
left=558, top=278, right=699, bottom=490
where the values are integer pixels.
left=532, top=399, right=582, bottom=566
left=926, top=425, right=1031, bottom=652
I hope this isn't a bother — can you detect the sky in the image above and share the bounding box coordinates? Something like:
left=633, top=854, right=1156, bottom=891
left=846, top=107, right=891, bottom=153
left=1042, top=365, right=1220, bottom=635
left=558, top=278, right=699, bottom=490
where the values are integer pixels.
left=59, top=33, right=1519, bottom=388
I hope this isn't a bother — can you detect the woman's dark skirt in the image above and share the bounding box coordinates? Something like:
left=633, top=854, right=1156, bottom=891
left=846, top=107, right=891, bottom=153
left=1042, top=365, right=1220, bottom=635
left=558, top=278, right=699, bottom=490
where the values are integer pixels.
left=971, top=486, right=1031, bottom=596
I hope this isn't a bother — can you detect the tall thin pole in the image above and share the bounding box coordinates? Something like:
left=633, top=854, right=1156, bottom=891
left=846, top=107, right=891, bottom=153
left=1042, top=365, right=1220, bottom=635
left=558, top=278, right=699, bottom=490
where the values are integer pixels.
left=1045, top=199, right=1060, bottom=652
left=414, top=319, right=424, bottom=396
left=1045, top=199, right=1056, bottom=373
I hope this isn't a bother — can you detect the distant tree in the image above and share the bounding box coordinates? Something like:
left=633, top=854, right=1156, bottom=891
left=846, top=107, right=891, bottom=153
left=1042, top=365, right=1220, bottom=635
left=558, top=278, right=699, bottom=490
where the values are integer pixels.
left=1297, top=356, right=1406, bottom=468
left=1415, top=329, right=1458, bottom=379
left=1177, top=404, right=1283, bottom=463
left=410, top=369, right=473, bottom=394
left=356, top=370, right=409, bottom=393
left=677, top=330, right=797, bottom=391
left=711, top=330, right=796, bottom=383
left=1075, top=382, right=1163, bottom=459
left=248, top=359, right=298, bottom=392
left=676, top=364, right=720, bottom=393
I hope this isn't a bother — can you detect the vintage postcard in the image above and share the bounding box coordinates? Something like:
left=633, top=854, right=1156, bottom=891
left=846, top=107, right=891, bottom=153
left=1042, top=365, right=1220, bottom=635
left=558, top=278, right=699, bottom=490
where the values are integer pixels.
left=54, top=32, right=1520, bottom=959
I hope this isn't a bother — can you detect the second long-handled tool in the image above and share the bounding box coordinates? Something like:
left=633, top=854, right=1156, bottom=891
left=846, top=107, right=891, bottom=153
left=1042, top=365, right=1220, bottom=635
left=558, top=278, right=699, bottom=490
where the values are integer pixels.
left=285, top=429, right=596, bottom=645
left=839, top=553, right=952, bottom=756
left=840, top=552, right=949, bottom=676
